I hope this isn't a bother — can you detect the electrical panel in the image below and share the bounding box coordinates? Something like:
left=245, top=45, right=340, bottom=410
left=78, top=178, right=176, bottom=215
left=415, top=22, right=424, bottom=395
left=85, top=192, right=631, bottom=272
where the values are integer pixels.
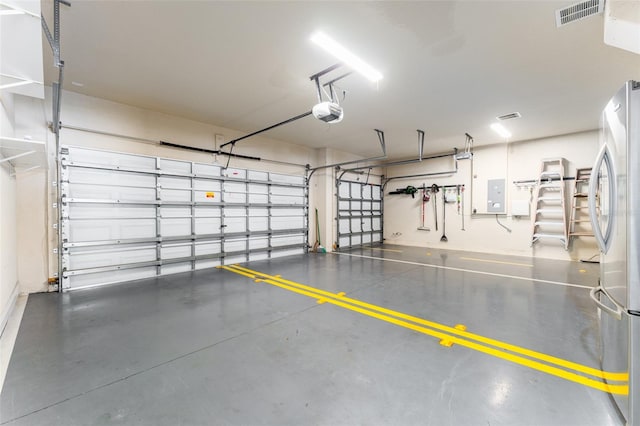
left=487, top=179, right=506, bottom=213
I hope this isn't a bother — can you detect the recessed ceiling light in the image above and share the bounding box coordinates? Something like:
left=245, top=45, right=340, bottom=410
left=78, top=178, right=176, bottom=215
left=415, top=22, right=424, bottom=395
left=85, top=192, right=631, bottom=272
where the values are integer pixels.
left=491, top=123, right=512, bottom=139
left=310, top=31, right=383, bottom=83
left=71, top=81, right=84, bottom=87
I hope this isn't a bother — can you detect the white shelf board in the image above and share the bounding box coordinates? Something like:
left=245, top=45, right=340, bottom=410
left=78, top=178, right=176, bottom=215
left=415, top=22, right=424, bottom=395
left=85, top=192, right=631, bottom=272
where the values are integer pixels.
left=0, top=136, right=48, bottom=169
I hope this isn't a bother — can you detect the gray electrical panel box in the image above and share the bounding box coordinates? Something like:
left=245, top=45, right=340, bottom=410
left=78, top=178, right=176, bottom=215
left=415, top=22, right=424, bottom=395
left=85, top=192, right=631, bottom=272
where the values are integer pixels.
left=487, top=179, right=506, bottom=213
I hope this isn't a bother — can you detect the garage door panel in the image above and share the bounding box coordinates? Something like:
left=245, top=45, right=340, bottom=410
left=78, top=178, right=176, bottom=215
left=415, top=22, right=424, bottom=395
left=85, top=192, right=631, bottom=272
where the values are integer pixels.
left=338, top=183, right=350, bottom=198
left=271, top=208, right=304, bottom=217
left=195, top=241, right=221, bottom=256
left=161, top=218, right=191, bottom=236
left=68, top=183, right=156, bottom=202
left=272, top=234, right=304, bottom=247
left=363, top=185, right=372, bottom=199
left=61, top=146, right=307, bottom=290
left=225, top=255, right=248, bottom=264
left=224, top=192, right=247, bottom=204
left=224, top=217, right=247, bottom=233
left=195, top=259, right=220, bottom=270
left=161, top=206, right=191, bottom=218
left=68, top=267, right=157, bottom=289
left=271, top=248, right=304, bottom=259
left=225, top=239, right=247, bottom=253
left=350, top=183, right=362, bottom=199
left=69, top=204, right=155, bottom=220
left=249, top=237, right=269, bottom=250
left=193, top=180, right=221, bottom=191
left=224, top=168, right=246, bottom=179
left=194, top=206, right=221, bottom=218
left=194, top=190, right=219, bottom=203
left=195, top=217, right=222, bottom=234
left=248, top=193, right=268, bottom=204
left=69, top=168, right=155, bottom=188
left=159, top=176, right=190, bottom=189
left=270, top=173, right=303, bottom=185
left=161, top=243, right=191, bottom=260
left=193, top=163, right=221, bottom=177
left=248, top=171, right=268, bottom=181
left=161, top=263, right=192, bottom=275
left=336, top=180, right=383, bottom=249
left=162, top=189, right=191, bottom=202
left=272, top=216, right=302, bottom=230
left=160, top=159, right=191, bottom=174
left=68, top=147, right=156, bottom=171
left=249, top=216, right=268, bottom=232
left=69, top=219, right=156, bottom=241
left=68, top=245, right=156, bottom=270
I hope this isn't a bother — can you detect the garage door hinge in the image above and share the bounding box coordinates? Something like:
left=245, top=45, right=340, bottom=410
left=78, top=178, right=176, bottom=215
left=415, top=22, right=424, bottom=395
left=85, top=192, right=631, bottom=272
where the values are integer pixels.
left=52, top=248, right=58, bottom=254
left=52, top=203, right=58, bottom=209
left=53, top=223, right=58, bottom=229
left=52, top=181, right=57, bottom=187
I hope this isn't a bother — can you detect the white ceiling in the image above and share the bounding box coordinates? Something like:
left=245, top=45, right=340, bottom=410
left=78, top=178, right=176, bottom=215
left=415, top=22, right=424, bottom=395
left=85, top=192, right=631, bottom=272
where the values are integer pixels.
left=43, top=1, right=640, bottom=160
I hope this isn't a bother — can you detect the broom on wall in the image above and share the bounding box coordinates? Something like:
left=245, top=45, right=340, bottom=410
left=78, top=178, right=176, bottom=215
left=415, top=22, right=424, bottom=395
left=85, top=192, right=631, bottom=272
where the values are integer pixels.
left=313, top=208, right=326, bottom=253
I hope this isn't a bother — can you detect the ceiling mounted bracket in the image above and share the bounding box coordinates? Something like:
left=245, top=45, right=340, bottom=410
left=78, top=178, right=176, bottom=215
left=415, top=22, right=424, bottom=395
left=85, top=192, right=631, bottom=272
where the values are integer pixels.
left=310, top=63, right=352, bottom=105
left=455, top=133, right=474, bottom=160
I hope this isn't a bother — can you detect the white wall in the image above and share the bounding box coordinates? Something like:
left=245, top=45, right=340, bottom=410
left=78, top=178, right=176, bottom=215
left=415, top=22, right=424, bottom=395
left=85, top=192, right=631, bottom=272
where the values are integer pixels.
left=11, top=88, right=604, bottom=297
left=383, top=131, right=600, bottom=261
left=0, top=93, right=19, bottom=331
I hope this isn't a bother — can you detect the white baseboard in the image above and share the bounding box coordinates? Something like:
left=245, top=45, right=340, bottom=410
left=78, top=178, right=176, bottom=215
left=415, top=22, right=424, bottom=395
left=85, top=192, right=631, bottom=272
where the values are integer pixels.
left=0, top=283, right=19, bottom=337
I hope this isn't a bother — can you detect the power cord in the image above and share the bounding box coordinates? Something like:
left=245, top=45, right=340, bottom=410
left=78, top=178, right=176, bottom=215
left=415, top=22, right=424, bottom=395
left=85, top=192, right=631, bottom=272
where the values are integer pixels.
left=496, top=214, right=512, bottom=233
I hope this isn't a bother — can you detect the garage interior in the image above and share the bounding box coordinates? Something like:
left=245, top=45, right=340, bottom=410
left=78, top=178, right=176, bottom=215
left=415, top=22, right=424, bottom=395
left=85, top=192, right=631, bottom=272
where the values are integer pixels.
left=1, top=1, right=639, bottom=425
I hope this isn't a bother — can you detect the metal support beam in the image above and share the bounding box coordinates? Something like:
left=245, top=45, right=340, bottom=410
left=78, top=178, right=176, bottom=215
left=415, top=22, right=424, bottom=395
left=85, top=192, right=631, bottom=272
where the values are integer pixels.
left=307, top=129, right=387, bottom=179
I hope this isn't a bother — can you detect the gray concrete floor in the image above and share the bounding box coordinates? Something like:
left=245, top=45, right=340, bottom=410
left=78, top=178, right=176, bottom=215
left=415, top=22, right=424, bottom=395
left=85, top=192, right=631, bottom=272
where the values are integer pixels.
left=0, top=245, right=625, bottom=425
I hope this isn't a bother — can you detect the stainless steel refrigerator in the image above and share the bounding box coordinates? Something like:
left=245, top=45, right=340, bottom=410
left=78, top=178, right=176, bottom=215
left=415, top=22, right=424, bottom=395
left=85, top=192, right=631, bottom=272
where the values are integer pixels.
left=589, top=80, right=639, bottom=425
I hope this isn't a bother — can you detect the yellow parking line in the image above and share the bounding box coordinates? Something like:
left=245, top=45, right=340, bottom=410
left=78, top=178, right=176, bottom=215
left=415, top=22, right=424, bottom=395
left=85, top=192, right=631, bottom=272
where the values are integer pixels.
left=219, top=265, right=627, bottom=395
left=460, top=257, right=533, bottom=268
left=230, top=264, right=625, bottom=382
left=360, top=247, right=404, bottom=253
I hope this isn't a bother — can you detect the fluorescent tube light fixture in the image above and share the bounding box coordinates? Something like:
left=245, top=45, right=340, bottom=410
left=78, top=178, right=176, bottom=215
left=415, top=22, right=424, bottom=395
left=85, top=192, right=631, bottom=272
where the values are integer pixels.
left=491, top=122, right=512, bottom=139
left=0, top=9, right=24, bottom=15
left=310, top=31, right=383, bottom=83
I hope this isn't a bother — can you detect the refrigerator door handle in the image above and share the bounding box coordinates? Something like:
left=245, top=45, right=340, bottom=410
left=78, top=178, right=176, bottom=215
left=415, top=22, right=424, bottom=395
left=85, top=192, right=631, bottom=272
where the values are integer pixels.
left=588, top=143, right=617, bottom=254
left=590, top=285, right=623, bottom=320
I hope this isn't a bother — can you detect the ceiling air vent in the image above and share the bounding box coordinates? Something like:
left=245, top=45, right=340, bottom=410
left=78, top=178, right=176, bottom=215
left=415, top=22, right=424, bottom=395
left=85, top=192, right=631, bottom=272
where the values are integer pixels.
left=497, top=112, right=522, bottom=121
left=555, top=0, right=604, bottom=27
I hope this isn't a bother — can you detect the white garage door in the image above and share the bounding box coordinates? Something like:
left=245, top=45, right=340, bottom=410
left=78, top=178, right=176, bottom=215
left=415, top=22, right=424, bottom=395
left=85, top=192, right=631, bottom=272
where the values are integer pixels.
left=59, top=146, right=307, bottom=290
left=337, top=179, right=383, bottom=249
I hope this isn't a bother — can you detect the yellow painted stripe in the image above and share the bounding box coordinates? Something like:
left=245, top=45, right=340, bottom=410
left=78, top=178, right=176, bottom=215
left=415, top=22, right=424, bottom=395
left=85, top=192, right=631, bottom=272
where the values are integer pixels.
left=220, top=265, right=628, bottom=395
left=459, top=257, right=533, bottom=268
left=228, top=264, right=628, bottom=383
